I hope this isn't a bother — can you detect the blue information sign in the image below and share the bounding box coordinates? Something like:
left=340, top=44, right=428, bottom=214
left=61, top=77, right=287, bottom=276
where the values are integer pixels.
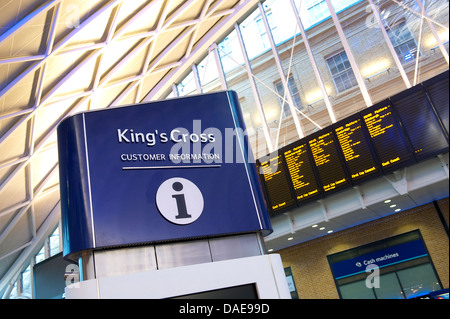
left=330, top=239, right=429, bottom=279
left=58, top=91, right=272, bottom=260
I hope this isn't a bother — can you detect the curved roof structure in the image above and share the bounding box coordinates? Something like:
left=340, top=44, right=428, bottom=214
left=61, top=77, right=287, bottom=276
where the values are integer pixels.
left=0, top=0, right=260, bottom=295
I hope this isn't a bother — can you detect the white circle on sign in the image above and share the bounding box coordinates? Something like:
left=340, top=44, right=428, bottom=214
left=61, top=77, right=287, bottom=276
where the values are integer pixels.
left=156, top=177, right=204, bottom=225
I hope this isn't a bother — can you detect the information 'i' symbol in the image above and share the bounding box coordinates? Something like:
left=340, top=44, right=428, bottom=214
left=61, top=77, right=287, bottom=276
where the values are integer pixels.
left=156, top=177, right=204, bottom=225
left=171, top=182, right=191, bottom=219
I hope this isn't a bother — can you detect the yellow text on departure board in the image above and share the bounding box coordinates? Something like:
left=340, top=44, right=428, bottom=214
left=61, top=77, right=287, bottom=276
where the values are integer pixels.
left=284, top=145, right=309, bottom=190
left=335, top=119, right=361, bottom=162
left=335, top=119, right=377, bottom=179
left=323, top=178, right=346, bottom=192
left=309, top=132, right=333, bottom=166
left=363, top=106, right=394, bottom=138
left=260, top=156, right=281, bottom=181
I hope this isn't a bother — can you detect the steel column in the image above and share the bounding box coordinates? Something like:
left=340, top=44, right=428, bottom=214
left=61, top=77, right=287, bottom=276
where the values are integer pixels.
left=324, top=0, right=373, bottom=107
left=367, top=0, right=412, bottom=88
left=235, top=23, right=274, bottom=153
left=258, top=2, right=305, bottom=138
left=289, top=0, right=337, bottom=123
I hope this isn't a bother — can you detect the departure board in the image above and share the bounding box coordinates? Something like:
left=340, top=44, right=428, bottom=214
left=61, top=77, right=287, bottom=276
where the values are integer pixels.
left=333, top=115, right=380, bottom=183
left=257, top=72, right=448, bottom=216
left=308, top=129, right=350, bottom=193
left=423, top=72, right=449, bottom=136
left=283, top=141, right=321, bottom=203
left=360, top=101, right=414, bottom=172
left=391, top=86, right=449, bottom=161
left=258, top=155, right=295, bottom=213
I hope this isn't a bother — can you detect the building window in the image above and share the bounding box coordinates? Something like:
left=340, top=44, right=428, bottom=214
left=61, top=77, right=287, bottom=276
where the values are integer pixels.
left=35, top=245, right=45, bottom=264
left=387, top=21, right=419, bottom=64
left=305, top=0, right=329, bottom=25
left=326, top=51, right=358, bottom=93
left=177, top=71, right=197, bottom=96
left=255, top=10, right=278, bottom=49
left=218, top=35, right=233, bottom=57
left=9, top=282, right=18, bottom=299
left=274, top=75, right=303, bottom=117
left=21, top=265, right=31, bottom=298
left=218, top=32, right=241, bottom=72
left=49, top=227, right=61, bottom=257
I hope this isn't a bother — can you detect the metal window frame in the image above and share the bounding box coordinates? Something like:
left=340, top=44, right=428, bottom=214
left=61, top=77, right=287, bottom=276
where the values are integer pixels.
left=326, top=50, right=358, bottom=94
left=258, top=2, right=305, bottom=139
left=367, top=0, right=411, bottom=88
left=234, top=22, right=274, bottom=152
left=274, top=75, right=303, bottom=117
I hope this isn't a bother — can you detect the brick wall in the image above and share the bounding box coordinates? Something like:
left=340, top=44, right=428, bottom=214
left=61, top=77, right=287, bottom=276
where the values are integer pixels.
left=278, top=197, right=449, bottom=299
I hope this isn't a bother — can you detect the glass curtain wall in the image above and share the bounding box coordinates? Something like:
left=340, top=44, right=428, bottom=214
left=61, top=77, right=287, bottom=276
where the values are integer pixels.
left=169, top=0, right=448, bottom=159
left=384, top=0, right=449, bottom=85
left=197, top=53, right=222, bottom=93
left=239, top=5, right=283, bottom=156
left=425, top=0, right=449, bottom=51
left=4, top=0, right=448, bottom=300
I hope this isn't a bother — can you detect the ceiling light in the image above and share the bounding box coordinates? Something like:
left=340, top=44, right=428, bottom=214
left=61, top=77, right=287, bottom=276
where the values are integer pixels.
left=312, top=224, right=318, bottom=228
left=384, top=199, right=391, bottom=203
left=395, top=208, right=401, bottom=212
left=319, top=227, right=325, bottom=230
left=287, top=237, right=293, bottom=241
left=327, top=230, right=333, bottom=234
left=306, top=89, right=324, bottom=105
left=390, top=204, right=396, bottom=208
left=361, top=59, right=391, bottom=78
left=268, top=249, right=273, bottom=252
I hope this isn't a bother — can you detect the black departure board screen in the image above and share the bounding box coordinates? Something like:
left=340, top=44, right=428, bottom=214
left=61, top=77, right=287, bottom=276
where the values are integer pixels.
left=333, top=115, right=380, bottom=183
left=283, top=141, right=321, bottom=203
left=361, top=101, right=414, bottom=172
left=258, top=155, right=295, bottom=213
left=257, top=72, right=448, bottom=216
left=423, top=72, right=449, bottom=136
left=391, top=86, right=449, bottom=161
left=308, top=129, right=350, bottom=193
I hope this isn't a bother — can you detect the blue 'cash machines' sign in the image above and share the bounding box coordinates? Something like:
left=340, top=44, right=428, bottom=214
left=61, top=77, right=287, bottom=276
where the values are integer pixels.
left=330, top=239, right=429, bottom=279
left=57, top=91, right=272, bottom=261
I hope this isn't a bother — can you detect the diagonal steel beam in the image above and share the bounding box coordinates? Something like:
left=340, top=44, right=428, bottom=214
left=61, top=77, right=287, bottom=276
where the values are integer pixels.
left=0, top=201, right=61, bottom=294
left=414, top=0, right=449, bottom=65
left=324, top=0, right=372, bottom=107
left=135, top=0, right=261, bottom=103
left=1, top=1, right=135, bottom=154
left=0, top=0, right=121, bottom=100
left=0, top=49, right=102, bottom=151
left=0, top=1, right=190, bottom=178
left=258, top=2, right=304, bottom=139
left=0, top=0, right=60, bottom=44
left=0, top=0, right=257, bottom=216
left=290, top=0, right=337, bottom=123
left=0, top=161, right=58, bottom=245
left=390, top=0, right=449, bottom=31
left=184, top=0, right=213, bottom=59
left=67, top=0, right=200, bottom=108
